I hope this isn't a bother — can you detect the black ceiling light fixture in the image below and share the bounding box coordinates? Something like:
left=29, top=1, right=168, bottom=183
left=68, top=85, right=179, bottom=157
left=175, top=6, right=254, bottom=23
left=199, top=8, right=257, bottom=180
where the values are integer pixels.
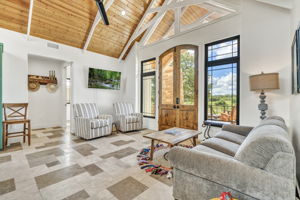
left=95, top=0, right=109, bottom=25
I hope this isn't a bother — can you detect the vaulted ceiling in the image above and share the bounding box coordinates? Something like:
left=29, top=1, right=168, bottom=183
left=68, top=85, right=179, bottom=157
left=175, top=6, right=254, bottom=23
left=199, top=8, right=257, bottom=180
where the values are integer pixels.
left=0, top=0, right=239, bottom=60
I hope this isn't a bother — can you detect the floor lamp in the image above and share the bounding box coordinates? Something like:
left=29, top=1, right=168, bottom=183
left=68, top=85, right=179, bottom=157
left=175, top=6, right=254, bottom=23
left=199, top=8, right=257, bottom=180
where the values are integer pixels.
left=249, top=72, right=280, bottom=120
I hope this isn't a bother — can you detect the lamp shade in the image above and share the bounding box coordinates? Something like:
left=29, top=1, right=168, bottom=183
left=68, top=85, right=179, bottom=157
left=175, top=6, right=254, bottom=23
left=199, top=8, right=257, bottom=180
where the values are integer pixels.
left=249, top=72, right=280, bottom=91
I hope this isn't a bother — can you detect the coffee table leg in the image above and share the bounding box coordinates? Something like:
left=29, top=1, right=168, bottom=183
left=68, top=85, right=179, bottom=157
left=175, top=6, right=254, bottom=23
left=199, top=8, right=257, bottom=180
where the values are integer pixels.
left=150, top=139, right=155, bottom=160
left=192, top=136, right=197, bottom=146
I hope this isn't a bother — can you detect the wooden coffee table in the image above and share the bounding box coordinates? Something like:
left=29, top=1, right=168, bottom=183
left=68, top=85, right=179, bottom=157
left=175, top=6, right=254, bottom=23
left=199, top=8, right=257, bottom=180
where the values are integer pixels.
left=143, top=127, right=199, bottom=160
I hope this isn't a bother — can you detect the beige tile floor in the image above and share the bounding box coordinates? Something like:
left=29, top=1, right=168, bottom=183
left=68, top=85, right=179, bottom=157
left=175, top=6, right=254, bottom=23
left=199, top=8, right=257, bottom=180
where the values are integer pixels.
left=0, top=127, right=174, bottom=200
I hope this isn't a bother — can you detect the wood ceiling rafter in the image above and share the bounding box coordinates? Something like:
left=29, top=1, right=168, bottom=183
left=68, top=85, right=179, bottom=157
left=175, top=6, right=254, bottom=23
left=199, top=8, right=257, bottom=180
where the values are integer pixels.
left=26, top=0, right=34, bottom=38
left=119, top=0, right=168, bottom=60
left=87, top=0, right=151, bottom=58
left=84, top=0, right=115, bottom=50
left=0, top=0, right=240, bottom=60
left=119, top=0, right=239, bottom=60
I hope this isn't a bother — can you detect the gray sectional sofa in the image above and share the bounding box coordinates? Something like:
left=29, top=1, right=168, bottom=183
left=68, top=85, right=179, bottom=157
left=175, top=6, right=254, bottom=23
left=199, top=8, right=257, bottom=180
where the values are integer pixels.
left=169, top=116, right=296, bottom=200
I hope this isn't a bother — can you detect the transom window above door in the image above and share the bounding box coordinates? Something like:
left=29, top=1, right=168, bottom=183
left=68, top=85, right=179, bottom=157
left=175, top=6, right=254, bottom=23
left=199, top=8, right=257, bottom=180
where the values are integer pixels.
left=205, top=36, right=240, bottom=126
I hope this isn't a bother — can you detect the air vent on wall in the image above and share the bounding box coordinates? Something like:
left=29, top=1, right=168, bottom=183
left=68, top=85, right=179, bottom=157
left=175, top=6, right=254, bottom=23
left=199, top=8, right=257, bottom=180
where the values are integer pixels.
left=47, top=42, right=59, bottom=49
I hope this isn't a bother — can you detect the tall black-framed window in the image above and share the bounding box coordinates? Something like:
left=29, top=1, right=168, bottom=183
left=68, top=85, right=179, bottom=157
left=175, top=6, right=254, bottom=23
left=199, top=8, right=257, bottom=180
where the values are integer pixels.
left=141, top=58, right=156, bottom=118
left=204, top=36, right=240, bottom=126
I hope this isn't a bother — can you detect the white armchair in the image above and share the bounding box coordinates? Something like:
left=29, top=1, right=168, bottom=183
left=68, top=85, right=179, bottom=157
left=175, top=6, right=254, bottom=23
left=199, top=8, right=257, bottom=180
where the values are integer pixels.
left=73, top=103, right=112, bottom=139
left=113, top=102, right=143, bottom=132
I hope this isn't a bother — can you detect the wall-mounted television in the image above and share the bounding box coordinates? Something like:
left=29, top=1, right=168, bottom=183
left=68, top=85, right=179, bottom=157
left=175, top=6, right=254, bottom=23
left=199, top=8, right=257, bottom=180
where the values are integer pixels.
left=292, top=27, right=300, bottom=94
left=88, top=68, right=121, bottom=90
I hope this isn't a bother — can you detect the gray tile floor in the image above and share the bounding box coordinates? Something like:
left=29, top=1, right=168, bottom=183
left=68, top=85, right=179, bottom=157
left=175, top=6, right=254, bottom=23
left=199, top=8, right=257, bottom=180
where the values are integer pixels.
left=0, top=127, right=173, bottom=200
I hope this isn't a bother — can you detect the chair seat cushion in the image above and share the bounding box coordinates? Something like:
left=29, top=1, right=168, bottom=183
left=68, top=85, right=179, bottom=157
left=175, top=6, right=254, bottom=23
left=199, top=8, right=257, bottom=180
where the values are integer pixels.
left=125, top=116, right=139, bottom=123
left=201, top=138, right=240, bottom=157
left=215, top=130, right=246, bottom=145
left=4, top=119, right=30, bottom=124
left=192, top=145, right=232, bottom=158
left=90, top=119, right=109, bottom=129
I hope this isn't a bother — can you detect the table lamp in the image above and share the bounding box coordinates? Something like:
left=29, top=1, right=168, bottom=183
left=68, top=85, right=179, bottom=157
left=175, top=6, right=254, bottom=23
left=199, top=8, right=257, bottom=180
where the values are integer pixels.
left=249, top=72, right=279, bottom=120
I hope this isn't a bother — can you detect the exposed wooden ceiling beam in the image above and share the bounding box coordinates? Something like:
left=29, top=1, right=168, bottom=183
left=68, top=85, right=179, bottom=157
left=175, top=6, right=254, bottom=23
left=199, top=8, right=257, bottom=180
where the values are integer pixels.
left=256, top=0, right=293, bottom=10
left=27, top=0, right=34, bottom=39
left=120, top=0, right=240, bottom=59
left=140, top=11, right=166, bottom=45
left=174, top=7, right=180, bottom=34
left=163, top=6, right=189, bottom=39
left=119, top=0, right=171, bottom=60
left=205, top=0, right=238, bottom=12
left=148, top=0, right=208, bottom=13
left=83, top=0, right=115, bottom=50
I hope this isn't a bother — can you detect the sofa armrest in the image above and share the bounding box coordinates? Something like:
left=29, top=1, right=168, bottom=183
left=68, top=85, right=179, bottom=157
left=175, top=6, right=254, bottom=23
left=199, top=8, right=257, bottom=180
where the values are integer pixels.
left=169, top=146, right=294, bottom=200
left=222, top=124, right=253, bottom=136
left=130, top=113, right=143, bottom=120
left=116, top=114, right=126, bottom=121
left=74, top=117, right=91, bottom=138
left=74, top=117, right=91, bottom=129
left=98, top=114, right=113, bottom=125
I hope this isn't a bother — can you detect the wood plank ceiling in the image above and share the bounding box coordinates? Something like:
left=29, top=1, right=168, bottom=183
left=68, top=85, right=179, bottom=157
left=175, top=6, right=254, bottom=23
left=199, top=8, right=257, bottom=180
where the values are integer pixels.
left=31, top=0, right=98, bottom=49
left=0, top=0, right=30, bottom=34
left=0, top=0, right=152, bottom=58
left=0, top=0, right=236, bottom=59
left=87, top=0, right=151, bottom=58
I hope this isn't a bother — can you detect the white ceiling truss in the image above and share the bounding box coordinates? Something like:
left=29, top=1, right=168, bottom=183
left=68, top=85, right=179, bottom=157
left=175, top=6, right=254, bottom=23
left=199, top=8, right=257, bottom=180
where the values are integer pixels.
left=255, top=0, right=293, bottom=10
left=119, top=0, right=240, bottom=60
left=27, top=0, right=34, bottom=39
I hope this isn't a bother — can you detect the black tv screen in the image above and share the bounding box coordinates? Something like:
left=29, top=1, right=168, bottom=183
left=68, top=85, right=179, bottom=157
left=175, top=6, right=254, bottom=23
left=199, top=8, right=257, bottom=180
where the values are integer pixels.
left=88, top=68, right=121, bottom=90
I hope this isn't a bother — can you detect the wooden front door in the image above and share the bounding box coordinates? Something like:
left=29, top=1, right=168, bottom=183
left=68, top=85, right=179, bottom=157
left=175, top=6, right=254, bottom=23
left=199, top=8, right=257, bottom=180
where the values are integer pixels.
left=159, top=45, right=198, bottom=130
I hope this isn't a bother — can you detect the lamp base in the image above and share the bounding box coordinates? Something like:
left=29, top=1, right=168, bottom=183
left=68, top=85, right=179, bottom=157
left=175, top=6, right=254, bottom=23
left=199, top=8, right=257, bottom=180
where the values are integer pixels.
left=258, top=91, right=268, bottom=120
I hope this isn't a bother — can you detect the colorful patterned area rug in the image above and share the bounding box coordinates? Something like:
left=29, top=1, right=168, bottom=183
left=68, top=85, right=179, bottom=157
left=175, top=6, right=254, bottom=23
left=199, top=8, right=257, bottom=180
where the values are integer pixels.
left=137, top=144, right=193, bottom=178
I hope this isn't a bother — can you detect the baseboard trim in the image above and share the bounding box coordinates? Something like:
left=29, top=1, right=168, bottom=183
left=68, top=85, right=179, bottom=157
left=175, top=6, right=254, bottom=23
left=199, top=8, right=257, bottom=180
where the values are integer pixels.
left=32, top=123, right=65, bottom=130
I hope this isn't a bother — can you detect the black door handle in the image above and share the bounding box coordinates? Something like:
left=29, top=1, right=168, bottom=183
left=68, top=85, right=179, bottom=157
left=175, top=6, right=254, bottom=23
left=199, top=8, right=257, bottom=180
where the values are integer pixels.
left=173, top=105, right=176, bottom=109
left=176, top=105, right=180, bottom=109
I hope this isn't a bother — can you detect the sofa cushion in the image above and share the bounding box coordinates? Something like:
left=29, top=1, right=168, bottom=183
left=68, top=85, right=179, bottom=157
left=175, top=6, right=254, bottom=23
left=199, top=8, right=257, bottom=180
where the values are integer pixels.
left=125, top=116, right=139, bottom=123
left=201, top=138, right=240, bottom=157
left=235, top=124, right=294, bottom=169
left=193, top=145, right=232, bottom=158
left=215, top=131, right=246, bottom=145
left=90, top=119, right=109, bottom=129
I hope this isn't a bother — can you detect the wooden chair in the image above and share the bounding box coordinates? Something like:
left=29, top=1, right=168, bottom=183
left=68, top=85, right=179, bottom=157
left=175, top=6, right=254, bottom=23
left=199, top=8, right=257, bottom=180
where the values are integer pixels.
left=2, top=103, right=31, bottom=149
left=220, top=106, right=237, bottom=123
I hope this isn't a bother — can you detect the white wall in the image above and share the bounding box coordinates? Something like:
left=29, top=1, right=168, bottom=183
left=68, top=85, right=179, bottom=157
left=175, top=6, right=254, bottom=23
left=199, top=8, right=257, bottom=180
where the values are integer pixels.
left=28, top=55, right=65, bottom=129
left=240, top=1, right=291, bottom=127
left=291, top=0, right=300, bottom=182
left=0, top=28, right=124, bottom=134
left=124, top=0, right=291, bottom=131
left=120, top=44, right=139, bottom=110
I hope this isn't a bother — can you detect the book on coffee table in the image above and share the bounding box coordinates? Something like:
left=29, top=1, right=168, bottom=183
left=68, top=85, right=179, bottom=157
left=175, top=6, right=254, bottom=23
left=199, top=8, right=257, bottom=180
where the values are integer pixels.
left=164, top=129, right=183, bottom=135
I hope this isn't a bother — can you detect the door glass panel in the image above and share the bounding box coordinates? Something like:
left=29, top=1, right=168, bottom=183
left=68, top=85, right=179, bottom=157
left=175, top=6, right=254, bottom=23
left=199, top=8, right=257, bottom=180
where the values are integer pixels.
left=161, top=51, right=174, bottom=105
left=180, top=49, right=195, bottom=105
left=142, top=75, right=156, bottom=117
